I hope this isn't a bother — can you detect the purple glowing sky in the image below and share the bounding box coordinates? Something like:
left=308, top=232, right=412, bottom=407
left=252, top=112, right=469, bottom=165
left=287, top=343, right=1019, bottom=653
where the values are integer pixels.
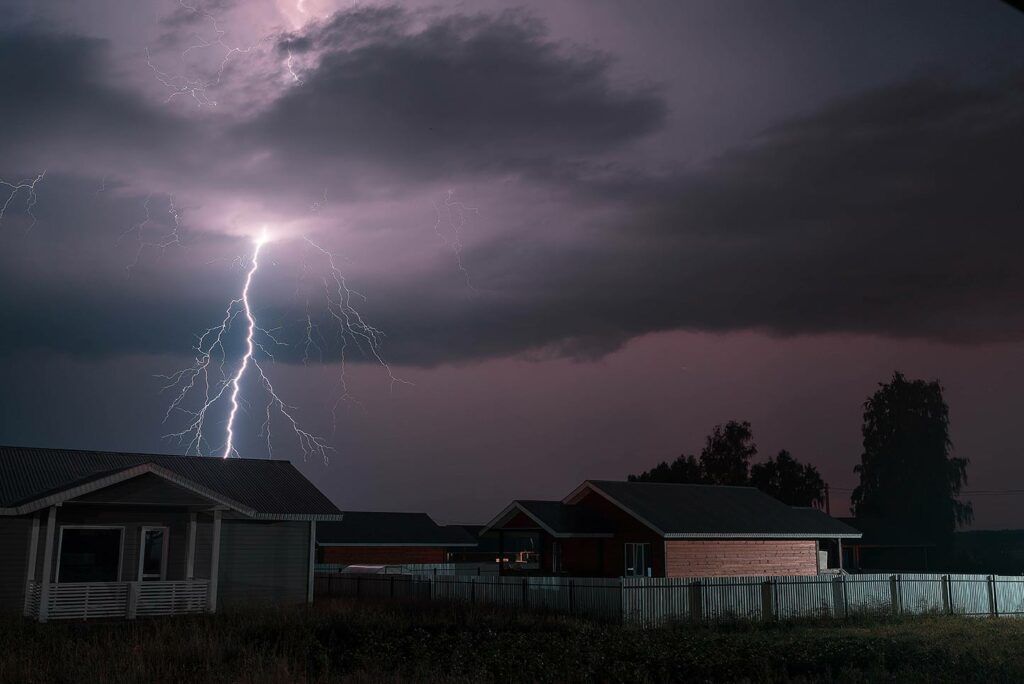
left=1, top=0, right=1024, bottom=527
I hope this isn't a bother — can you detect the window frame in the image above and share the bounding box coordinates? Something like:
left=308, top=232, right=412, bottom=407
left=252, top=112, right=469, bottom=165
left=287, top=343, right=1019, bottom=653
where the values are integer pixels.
left=624, top=542, right=652, bottom=577
left=54, top=525, right=126, bottom=584
left=137, top=526, right=170, bottom=582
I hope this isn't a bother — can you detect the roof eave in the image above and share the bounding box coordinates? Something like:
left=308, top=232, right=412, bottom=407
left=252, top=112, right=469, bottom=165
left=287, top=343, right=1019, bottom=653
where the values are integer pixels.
left=663, top=532, right=863, bottom=539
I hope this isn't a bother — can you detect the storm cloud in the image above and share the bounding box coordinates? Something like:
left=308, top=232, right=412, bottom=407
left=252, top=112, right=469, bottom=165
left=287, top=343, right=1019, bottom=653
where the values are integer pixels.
left=1, top=5, right=1024, bottom=367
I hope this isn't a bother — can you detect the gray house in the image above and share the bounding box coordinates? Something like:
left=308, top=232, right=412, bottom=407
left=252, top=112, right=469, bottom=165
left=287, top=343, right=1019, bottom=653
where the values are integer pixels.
left=0, top=446, right=343, bottom=622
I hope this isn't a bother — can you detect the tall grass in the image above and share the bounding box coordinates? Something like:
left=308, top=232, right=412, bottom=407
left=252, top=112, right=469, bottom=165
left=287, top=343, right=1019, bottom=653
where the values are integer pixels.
left=3, top=598, right=1024, bottom=682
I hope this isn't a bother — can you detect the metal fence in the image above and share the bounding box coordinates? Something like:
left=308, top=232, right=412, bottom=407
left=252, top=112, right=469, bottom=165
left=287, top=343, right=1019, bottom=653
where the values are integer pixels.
left=315, top=570, right=1024, bottom=626
left=314, top=562, right=499, bottom=576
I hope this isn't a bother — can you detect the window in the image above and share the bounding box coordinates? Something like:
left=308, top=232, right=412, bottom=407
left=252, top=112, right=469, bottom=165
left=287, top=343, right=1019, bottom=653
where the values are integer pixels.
left=138, top=527, right=169, bottom=581
left=624, top=542, right=652, bottom=577
left=551, top=541, right=562, bottom=573
left=56, top=527, right=124, bottom=583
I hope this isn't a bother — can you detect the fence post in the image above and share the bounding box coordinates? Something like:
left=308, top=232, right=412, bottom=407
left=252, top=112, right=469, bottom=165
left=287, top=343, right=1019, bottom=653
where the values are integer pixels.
left=356, top=576, right=361, bottom=598
left=471, top=577, right=476, bottom=604
left=569, top=579, right=575, bottom=615
left=127, top=582, right=139, bottom=620
left=988, top=575, right=999, bottom=617
left=689, top=580, right=703, bottom=622
left=889, top=575, right=901, bottom=615
left=522, top=577, right=529, bottom=609
left=831, top=576, right=848, bottom=619
left=390, top=576, right=395, bottom=599
left=761, top=579, right=775, bottom=621
left=941, top=575, right=951, bottom=614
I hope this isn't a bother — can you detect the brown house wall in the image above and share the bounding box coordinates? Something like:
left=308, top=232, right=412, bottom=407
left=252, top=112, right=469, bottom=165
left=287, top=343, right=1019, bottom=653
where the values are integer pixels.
left=320, top=546, right=446, bottom=565
left=573, top=491, right=665, bottom=577
left=665, top=539, right=818, bottom=577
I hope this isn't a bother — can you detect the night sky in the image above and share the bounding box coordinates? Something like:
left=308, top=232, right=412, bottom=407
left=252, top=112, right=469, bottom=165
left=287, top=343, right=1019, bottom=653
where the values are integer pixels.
left=2, top=1, right=1024, bottom=528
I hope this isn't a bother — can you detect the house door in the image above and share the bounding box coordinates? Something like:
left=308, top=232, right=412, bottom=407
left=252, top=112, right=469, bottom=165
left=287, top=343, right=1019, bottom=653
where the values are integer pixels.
left=624, top=542, right=652, bottom=577
left=138, top=527, right=169, bottom=581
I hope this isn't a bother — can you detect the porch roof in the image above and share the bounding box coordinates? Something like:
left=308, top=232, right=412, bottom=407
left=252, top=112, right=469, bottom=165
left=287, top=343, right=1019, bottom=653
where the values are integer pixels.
left=0, top=446, right=343, bottom=520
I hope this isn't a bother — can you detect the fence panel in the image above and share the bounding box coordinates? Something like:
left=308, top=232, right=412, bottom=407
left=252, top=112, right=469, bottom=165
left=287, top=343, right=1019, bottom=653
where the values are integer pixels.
left=897, top=574, right=945, bottom=614
left=622, top=577, right=691, bottom=625
left=774, top=575, right=836, bottom=619
left=842, top=574, right=893, bottom=614
left=994, top=576, right=1024, bottom=616
left=948, top=575, right=991, bottom=616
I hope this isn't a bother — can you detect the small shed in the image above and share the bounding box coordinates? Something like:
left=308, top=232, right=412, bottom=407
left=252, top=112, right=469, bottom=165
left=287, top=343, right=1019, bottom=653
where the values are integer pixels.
left=0, top=446, right=343, bottom=621
left=317, top=511, right=477, bottom=566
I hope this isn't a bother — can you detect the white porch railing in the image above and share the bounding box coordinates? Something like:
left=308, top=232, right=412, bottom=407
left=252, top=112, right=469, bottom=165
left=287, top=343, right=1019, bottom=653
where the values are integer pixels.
left=27, top=580, right=210, bottom=621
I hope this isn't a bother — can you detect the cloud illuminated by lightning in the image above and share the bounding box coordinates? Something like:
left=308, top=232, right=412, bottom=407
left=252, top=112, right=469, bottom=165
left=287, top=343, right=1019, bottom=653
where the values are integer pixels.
left=0, top=170, right=46, bottom=230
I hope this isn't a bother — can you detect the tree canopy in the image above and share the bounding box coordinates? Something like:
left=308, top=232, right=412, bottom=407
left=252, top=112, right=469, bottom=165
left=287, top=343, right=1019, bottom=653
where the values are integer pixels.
left=628, top=421, right=826, bottom=507
left=851, top=371, right=972, bottom=543
left=750, top=450, right=826, bottom=508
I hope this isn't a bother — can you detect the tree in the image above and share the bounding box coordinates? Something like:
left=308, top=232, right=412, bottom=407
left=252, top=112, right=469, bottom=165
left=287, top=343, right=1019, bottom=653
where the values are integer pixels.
left=699, top=420, right=757, bottom=485
left=750, top=450, right=826, bottom=508
left=628, top=454, right=703, bottom=483
left=851, top=371, right=972, bottom=543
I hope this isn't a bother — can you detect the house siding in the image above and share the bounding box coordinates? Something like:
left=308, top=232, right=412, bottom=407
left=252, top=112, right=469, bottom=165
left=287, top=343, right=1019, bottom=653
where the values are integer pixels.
left=0, top=516, right=32, bottom=613
left=665, top=539, right=818, bottom=577
left=320, top=546, right=446, bottom=566
left=217, top=519, right=310, bottom=607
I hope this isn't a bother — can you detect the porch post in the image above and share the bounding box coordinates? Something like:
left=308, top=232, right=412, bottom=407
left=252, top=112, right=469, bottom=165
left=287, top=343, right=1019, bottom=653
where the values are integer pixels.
left=38, top=506, right=57, bottom=623
left=185, top=513, right=197, bottom=580
left=307, top=520, right=317, bottom=604
left=23, top=513, right=40, bottom=616
left=208, top=510, right=222, bottom=613
left=837, top=538, right=843, bottom=571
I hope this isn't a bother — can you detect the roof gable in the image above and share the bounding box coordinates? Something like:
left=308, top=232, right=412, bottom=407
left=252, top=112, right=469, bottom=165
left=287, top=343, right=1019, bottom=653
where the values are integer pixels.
left=0, top=446, right=342, bottom=520
left=480, top=500, right=614, bottom=538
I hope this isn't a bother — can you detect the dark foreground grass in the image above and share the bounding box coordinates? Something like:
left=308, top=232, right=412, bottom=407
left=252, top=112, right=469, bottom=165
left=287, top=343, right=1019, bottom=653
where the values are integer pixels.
left=3, top=599, right=1024, bottom=683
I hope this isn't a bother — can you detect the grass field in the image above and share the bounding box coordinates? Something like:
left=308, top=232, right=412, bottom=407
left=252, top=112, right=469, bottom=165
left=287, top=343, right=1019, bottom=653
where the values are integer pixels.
left=3, top=599, right=1024, bottom=683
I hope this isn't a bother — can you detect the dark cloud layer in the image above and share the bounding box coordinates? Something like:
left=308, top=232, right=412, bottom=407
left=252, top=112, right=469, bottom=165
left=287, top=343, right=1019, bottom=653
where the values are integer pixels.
left=1, top=7, right=1024, bottom=366
left=244, top=9, right=666, bottom=184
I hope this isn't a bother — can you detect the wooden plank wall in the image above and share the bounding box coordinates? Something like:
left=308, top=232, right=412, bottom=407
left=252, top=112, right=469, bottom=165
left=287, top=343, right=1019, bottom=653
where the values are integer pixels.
left=665, top=540, right=817, bottom=577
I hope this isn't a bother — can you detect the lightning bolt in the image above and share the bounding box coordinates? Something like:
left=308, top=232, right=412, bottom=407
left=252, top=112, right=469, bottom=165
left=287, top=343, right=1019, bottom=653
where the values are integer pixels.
left=0, top=170, right=46, bottom=230
left=300, top=237, right=411, bottom=433
left=432, top=189, right=479, bottom=291
left=160, top=231, right=405, bottom=462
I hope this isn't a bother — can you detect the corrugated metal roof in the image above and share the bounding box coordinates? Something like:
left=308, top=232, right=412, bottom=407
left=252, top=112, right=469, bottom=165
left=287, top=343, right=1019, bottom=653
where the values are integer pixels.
left=584, top=481, right=861, bottom=538
left=516, top=500, right=614, bottom=535
left=317, top=511, right=478, bottom=546
left=0, top=446, right=341, bottom=518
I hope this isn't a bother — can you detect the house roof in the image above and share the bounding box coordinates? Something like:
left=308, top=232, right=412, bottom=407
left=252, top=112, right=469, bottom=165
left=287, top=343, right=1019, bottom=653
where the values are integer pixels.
left=0, top=446, right=343, bottom=520
left=317, top=511, right=478, bottom=546
left=566, top=480, right=861, bottom=539
left=480, top=500, right=615, bottom=538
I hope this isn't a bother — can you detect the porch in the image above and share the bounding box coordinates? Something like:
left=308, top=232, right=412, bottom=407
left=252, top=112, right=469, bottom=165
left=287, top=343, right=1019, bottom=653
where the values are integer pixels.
left=24, top=579, right=210, bottom=620
left=21, top=493, right=230, bottom=622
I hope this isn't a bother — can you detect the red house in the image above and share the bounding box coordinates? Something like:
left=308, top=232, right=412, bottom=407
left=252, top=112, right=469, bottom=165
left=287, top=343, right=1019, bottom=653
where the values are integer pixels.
left=481, top=480, right=859, bottom=578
